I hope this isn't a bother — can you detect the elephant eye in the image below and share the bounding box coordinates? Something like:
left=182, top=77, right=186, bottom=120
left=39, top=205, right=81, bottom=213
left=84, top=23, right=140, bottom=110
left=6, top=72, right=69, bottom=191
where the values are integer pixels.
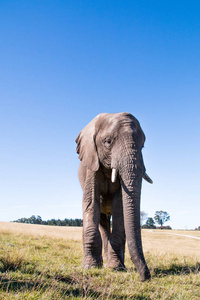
left=104, top=137, right=112, bottom=147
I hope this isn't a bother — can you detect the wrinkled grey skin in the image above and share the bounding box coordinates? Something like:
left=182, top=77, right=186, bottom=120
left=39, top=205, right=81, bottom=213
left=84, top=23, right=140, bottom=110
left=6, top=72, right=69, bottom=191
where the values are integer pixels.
left=76, top=113, right=153, bottom=281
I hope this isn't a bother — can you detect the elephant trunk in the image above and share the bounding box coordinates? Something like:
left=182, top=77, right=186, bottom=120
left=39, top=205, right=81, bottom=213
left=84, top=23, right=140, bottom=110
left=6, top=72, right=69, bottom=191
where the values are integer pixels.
left=118, top=144, right=151, bottom=281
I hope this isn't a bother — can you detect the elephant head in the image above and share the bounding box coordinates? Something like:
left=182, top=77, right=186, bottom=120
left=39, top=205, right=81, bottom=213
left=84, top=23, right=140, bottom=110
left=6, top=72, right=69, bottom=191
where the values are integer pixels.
left=76, top=112, right=152, bottom=281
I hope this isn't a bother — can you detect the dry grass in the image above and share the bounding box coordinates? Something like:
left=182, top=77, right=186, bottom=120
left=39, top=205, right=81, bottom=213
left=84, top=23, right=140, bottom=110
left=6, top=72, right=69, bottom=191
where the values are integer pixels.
left=0, top=221, right=82, bottom=241
left=142, top=230, right=200, bottom=259
left=0, top=222, right=200, bottom=299
left=1, top=222, right=199, bottom=258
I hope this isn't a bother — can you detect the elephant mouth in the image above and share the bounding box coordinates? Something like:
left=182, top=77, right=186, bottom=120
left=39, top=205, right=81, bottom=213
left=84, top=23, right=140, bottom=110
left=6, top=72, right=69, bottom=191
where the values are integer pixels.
left=111, top=168, right=153, bottom=184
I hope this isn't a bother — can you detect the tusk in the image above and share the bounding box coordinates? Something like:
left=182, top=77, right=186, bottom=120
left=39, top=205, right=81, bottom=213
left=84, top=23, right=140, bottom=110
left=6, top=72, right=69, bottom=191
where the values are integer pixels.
left=111, top=168, right=117, bottom=183
left=143, top=172, right=153, bottom=184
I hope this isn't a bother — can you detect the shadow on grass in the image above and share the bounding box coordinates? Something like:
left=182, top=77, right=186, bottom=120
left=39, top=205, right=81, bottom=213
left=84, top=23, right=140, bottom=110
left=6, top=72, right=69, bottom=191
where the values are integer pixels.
left=0, top=275, right=149, bottom=299
left=0, top=274, right=77, bottom=288
left=153, top=262, right=200, bottom=277
left=0, top=276, right=46, bottom=291
left=0, top=275, right=102, bottom=298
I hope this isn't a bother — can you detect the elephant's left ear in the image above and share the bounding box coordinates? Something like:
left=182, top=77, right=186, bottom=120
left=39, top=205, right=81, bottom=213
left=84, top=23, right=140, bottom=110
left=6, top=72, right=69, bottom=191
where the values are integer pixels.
left=75, top=117, right=99, bottom=172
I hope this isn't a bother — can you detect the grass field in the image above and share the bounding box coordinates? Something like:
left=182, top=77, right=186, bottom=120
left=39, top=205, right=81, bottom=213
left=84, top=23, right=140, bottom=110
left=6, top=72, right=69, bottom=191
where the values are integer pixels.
left=0, top=222, right=199, bottom=299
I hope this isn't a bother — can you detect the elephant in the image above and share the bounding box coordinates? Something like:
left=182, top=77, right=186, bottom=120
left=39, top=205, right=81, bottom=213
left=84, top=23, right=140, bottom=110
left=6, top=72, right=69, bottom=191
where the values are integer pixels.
left=75, top=112, right=153, bottom=281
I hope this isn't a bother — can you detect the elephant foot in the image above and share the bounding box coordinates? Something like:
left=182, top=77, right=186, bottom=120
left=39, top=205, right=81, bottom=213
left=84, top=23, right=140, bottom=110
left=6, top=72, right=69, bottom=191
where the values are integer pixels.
left=113, top=265, right=126, bottom=271
left=83, top=256, right=103, bottom=269
left=105, top=261, right=126, bottom=271
left=83, top=264, right=102, bottom=269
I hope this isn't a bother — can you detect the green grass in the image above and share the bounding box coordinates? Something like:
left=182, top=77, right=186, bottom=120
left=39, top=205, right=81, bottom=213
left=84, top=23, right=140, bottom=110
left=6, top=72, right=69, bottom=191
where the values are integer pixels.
left=0, top=224, right=200, bottom=299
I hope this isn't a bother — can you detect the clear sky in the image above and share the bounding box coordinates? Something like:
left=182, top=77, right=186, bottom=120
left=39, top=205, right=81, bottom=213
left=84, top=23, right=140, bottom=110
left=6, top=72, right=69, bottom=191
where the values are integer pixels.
left=1, top=1, right=200, bottom=229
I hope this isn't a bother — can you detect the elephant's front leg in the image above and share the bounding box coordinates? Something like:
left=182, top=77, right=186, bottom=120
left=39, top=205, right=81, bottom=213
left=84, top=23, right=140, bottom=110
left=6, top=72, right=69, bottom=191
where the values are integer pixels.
left=82, top=170, right=103, bottom=268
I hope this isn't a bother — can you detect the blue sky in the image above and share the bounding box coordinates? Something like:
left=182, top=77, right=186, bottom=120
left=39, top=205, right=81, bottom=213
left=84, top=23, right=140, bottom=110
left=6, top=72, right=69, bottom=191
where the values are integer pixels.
left=1, top=1, right=200, bottom=229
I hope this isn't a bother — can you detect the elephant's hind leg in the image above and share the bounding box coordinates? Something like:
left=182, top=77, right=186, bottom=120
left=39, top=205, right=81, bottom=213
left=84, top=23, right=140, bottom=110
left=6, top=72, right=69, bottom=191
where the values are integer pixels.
left=106, top=189, right=126, bottom=270
left=99, top=213, right=111, bottom=262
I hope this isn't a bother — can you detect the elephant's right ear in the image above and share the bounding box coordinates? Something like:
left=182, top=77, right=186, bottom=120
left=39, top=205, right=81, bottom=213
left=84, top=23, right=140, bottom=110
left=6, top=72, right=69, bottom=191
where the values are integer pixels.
left=75, top=117, right=99, bottom=172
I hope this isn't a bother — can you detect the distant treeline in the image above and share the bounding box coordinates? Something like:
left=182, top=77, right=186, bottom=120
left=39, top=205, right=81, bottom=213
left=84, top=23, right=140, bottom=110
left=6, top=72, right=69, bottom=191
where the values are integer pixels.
left=13, top=215, right=82, bottom=227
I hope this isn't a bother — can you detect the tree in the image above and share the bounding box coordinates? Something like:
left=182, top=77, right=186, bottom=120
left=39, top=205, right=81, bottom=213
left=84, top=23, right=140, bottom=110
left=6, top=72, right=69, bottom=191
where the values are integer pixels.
left=140, top=211, right=148, bottom=225
left=13, top=216, right=83, bottom=226
left=144, top=217, right=156, bottom=229
left=27, top=215, right=42, bottom=224
left=154, top=211, right=170, bottom=228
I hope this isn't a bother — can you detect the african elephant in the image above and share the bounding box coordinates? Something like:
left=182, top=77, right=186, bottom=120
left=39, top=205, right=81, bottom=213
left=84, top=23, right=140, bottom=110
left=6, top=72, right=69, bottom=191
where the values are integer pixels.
left=75, top=112, right=153, bottom=281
